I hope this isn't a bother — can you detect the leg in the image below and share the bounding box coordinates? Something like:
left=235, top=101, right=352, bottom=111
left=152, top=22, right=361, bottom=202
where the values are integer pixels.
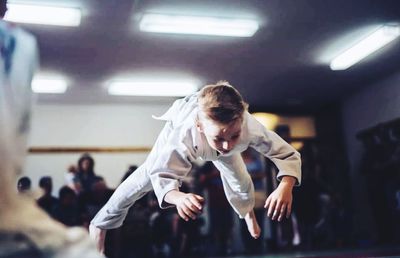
left=90, top=166, right=152, bottom=253
left=244, top=209, right=261, bottom=239
left=90, top=122, right=175, bottom=253
left=91, top=165, right=153, bottom=229
left=91, top=121, right=174, bottom=229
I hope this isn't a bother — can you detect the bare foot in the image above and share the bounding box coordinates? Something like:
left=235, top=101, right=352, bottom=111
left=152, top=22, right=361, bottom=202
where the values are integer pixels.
left=244, top=210, right=261, bottom=239
left=89, top=224, right=106, bottom=254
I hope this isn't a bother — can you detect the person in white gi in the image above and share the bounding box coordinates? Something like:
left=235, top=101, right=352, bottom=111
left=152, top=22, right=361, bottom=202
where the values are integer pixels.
left=0, top=4, right=103, bottom=257
left=90, top=81, right=302, bottom=253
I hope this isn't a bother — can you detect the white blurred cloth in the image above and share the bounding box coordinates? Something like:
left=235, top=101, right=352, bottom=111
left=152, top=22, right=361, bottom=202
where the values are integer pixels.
left=0, top=20, right=103, bottom=258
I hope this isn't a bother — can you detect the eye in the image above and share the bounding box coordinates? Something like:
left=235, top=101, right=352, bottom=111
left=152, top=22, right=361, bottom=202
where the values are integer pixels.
left=231, top=134, right=240, bottom=140
left=214, top=137, right=224, bottom=142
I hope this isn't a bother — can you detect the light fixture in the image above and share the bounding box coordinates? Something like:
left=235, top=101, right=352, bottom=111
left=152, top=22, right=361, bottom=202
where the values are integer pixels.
left=32, top=77, right=68, bottom=94
left=330, top=24, right=400, bottom=70
left=4, top=3, right=81, bottom=27
left=108, top=80, right=198, bottom=97
left=139, top=13, right=259, bottom=37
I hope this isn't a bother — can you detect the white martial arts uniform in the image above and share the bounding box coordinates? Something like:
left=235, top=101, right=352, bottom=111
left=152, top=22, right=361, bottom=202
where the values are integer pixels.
left=91, top=93, right=301, bottom=229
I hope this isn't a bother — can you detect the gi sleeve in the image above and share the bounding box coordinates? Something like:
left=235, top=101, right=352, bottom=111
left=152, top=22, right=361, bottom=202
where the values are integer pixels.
left=149, top=125, right=194, bottom=209
left=212, top=153, right=255, bottom=218
left=248, top=114, right=302, bottom=185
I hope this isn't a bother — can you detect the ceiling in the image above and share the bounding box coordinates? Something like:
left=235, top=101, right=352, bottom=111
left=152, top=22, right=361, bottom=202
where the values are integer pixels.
left=11, top=0, right=400, bottom=113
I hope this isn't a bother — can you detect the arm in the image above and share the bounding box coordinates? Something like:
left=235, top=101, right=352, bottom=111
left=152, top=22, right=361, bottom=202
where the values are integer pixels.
left=144, top=120, right=196, bottom=209
left=247, top=114, right=301, bottom=220
left=148, top=123, right=204, bottom=221
left=149, top=143, right=195, bottom=209
left=248, top=114, right=301, bottom=186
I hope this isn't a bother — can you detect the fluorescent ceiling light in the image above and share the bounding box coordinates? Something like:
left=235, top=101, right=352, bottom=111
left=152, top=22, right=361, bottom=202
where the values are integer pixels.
left=32, top=77, right=68, bottom=94
left=140, top=14, right=259, bottom=37
left=4, top=4, right=81, bottom=27
left=330, top=24, right=400, bottom=70
left=108, top=80, right=198, bottom=97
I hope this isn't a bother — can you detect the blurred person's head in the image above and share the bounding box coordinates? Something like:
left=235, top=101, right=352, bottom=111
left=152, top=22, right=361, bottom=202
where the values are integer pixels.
left=0, top=0, right=7, bottom=18
left=121, top=165, right=138, bottom=183
left=77, top=153, right=95, bottom=175
left=275, top=124, right=291, bottom=142
left=59, top=186, right=77, bottom=207
left=17, top=176, right=31, bottom=193
left=39, top=176, right=53, bottom=195
left=91, top=176, right=107, bottom=192
left=67, top=164, right=77, bottom=174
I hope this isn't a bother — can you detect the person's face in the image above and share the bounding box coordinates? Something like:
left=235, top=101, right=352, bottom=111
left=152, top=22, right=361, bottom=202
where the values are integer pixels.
left=92, top=180, right=106, bottom=192
left=17, top=182, right=26, bottom=192
left=198, top=117, right=242, bottom=155
left=44, top=181, right=52, bottom=194
left=81, top=159, right=90, bottom=171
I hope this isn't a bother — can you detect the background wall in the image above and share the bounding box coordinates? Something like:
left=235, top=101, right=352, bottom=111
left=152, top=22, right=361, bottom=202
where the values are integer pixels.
left=25, top=102, right=171, bottom=194
left=341, top=71, right=400, bottom=241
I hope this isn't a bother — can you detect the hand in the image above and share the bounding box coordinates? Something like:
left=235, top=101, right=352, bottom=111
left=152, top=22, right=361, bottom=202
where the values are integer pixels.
left=165, top=190, right=204, bottom=221
left=89, top=224, right=106, bottom=254
left=264, top=176, right=295, bottom=221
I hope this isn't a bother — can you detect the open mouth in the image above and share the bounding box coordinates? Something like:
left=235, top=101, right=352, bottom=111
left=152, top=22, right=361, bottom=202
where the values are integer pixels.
left=218, top=150, right=230, bottom=154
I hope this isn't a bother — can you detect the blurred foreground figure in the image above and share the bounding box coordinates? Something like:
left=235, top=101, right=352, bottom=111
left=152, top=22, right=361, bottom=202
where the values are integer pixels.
left=0, top=4, right=103, bottom=257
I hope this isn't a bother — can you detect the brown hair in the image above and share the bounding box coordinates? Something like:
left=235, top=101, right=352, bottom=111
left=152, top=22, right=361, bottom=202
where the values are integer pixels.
left=198, top=81, right=248, bottom=124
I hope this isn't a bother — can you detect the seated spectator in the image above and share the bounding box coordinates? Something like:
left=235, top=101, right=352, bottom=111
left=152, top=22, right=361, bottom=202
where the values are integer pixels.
left=52, top=186, right=82, bottom=227
left=120, top=165, right=138, bottom=183
left=17, top=176, right=31, bottom=193
left=149, top=193, right=175, bottom=258
left=199, top=162, right=234, bottom=256
left=37, top=176, right=59, bottom=216
left=81, top=176, right=114, bottom=223
left=119, top=193, right=152, bottom=258
left=74, top=153, right=97, bottom=194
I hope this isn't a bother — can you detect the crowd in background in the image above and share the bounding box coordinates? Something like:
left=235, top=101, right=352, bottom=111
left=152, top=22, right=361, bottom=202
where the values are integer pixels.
left=357, top=119, right=400, bottom=245
left=17, top=142, right=354, bottom=258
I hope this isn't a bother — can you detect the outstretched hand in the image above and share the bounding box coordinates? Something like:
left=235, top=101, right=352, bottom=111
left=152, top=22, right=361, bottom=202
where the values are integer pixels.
left=165, top=190, right=204, bottom=221
left=264, top=176, right=296, bottom=221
